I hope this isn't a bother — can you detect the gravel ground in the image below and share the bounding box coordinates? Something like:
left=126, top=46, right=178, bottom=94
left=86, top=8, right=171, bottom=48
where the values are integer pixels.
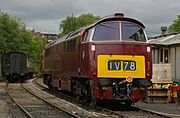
left=8, top=83, right=74, bottom=118
left=135, top=102, right=180, bottom=117
left=36, top=78, right=47, bottom=88
left=24, top=79, right=113, bottom=118
left=0, top=82, right=28, bottom=118
left=118, top=111, right=164, bottom=118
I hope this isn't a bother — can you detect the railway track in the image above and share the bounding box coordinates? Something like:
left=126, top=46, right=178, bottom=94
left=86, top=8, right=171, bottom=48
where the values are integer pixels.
left=118, top=109, right=173, bottom=118
left=24, top=79, right=117, bottom=118
left=33, top=78, right=122, bottom=117
left=0, top=79, right=5, bottom=83
left=0, top=82, right=30, bottom=118
left=5, top=82, right=80, bottom=118
left=34, top=78, right=175, bottom=118
left=101, top=102, right=173, bottom=118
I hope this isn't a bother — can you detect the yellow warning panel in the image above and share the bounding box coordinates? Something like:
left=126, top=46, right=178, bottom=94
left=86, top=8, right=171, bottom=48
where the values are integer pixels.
left=97, top=55, right=145, bottom=78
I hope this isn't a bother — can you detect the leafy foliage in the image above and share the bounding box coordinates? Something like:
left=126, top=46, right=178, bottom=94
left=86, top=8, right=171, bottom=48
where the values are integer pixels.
left=0, top=11, right=47, bottom=75
left=168, top=15, right=180, bottom=33
left=59, top=13, right=100, bottom=37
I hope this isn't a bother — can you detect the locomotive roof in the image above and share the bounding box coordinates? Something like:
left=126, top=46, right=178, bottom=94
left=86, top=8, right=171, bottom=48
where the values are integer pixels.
left=94, top=14, right=145, bottom=28
left=45, top=13, right=145, bottom=49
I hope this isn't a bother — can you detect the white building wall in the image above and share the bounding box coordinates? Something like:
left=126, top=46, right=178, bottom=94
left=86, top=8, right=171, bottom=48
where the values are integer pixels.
left=169, top=47, right=175, bottom=81
left=154, top=49, right=159, bottom=64
left=176, top=47, right=180, bottom=81
left=152, top=46, right=180, bottom=82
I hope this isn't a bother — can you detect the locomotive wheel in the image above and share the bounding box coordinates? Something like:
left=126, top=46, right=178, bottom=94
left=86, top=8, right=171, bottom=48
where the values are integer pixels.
left=48, top=83, right=54, bottom=90
left=89, top=99, right=97, bottom=108
left=45, top=75, right=54, bottom=90
left=81, top=85, right=91, bottom=104
left=47, top=83, right=57, bottom=91
left=125, top=100, right=133, bottom=106
left=47, top=80, right=53, bottom=90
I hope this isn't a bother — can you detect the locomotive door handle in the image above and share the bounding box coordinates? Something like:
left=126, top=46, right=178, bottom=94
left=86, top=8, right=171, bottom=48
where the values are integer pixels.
left=147, top=61, right=150, bottom=71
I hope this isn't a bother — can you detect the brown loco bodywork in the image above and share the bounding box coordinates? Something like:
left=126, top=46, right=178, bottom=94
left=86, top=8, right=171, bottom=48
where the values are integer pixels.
left=43, top=36, right=82, bottom=91
left=42, top=13, right=152, bottom=104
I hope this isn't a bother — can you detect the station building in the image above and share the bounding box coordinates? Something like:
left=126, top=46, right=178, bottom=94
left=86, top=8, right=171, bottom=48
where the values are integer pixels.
left=149, top=32, right=180, bottom=83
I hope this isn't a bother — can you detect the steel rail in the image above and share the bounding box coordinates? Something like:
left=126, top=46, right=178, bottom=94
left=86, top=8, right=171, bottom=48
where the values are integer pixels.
left=34, top=78, right=175, bottom=118
left=5, top=82, right=34, bottom=118
left=136, top=107, right=174, bottom=118
left=0, top=79, right=5, bottom=83
left=6, top=82, right=80, bottom=118
left=95, top=106, right=126, bottom=118
left=21, top=82, right=81, bottom=118
left=33, top=78, right=126, bottom=118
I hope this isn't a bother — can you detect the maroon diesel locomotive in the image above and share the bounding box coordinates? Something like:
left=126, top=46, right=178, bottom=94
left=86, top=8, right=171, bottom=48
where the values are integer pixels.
left=41, top=13, right=152, bottom=105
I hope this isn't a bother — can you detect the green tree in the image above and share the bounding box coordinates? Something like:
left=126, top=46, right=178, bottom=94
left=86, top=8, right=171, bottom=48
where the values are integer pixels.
left=0, top=11, right=47, bottom=75
left=0, top=11, right=27, bottom=54
left=168, top=15, right=180, bottom=33
left=59, top=13, right=100, bottom=37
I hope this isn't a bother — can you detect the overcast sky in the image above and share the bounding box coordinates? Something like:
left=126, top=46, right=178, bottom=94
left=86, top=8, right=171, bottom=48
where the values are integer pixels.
left=0, top=0, right=179, bottom=36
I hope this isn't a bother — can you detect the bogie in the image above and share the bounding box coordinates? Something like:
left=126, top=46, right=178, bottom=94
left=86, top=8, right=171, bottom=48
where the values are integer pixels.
left=71, top=78, right=92, bottom=103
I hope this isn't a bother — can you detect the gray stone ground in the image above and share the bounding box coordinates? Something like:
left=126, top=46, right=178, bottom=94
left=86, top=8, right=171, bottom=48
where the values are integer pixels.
left=0, top=83, right=28, bottom=118
left=0, top=87, right=11, bottom=117
left=135, top=102, right=180, bottom=117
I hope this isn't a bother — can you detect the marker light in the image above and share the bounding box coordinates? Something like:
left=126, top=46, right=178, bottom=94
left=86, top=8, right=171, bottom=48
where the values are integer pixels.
left=91, top=45, right=95, bottom=51
left=147, top=47, right=151, bottom=52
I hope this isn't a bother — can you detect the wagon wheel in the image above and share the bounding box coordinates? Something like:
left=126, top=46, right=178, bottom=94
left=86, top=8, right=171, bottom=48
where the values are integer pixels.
left=7, top=77, right=13, bottom=83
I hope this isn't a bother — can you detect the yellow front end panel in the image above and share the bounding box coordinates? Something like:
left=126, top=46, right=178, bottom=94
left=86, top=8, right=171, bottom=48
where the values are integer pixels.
left=97, top=55, right=145, bottom=78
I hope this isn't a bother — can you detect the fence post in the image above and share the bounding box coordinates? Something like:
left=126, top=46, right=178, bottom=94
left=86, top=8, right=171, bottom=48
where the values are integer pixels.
left=0, top=54, right=2, bottom=79
left=177, top=90, right=180, bottom=106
